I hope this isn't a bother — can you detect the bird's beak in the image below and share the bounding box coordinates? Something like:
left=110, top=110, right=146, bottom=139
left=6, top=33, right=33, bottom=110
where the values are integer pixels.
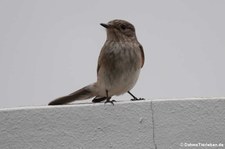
left=100, top=23, right=109, bottom=28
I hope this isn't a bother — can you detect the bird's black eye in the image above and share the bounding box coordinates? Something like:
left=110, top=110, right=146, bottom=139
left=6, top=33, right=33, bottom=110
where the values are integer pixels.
left=120, top=24, right=126, bottom=30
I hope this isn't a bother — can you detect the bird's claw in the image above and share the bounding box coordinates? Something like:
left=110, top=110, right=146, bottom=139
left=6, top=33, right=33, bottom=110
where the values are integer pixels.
left=131, top=98, right=145, bottom=101
left=104, top=99, right=116, bottom=105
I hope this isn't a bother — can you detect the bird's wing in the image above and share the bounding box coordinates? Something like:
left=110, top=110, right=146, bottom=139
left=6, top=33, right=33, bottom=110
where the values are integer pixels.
left=139, top=44, right=145, bottom=68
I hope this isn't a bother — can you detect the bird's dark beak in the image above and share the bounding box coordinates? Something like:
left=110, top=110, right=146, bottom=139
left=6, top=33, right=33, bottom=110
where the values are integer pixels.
left=100, top=23, right=109, bottom=28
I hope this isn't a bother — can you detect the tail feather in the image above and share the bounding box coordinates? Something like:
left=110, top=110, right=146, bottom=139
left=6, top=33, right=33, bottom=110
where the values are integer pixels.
left=48, top=84, right=95, bottom=105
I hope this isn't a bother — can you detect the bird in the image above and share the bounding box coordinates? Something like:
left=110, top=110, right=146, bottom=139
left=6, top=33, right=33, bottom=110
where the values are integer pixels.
left=48, top=19, right=145, bottom=105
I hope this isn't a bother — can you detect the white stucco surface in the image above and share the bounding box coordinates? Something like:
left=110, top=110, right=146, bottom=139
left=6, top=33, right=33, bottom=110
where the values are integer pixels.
left=0, top=98, right=225, bottom=149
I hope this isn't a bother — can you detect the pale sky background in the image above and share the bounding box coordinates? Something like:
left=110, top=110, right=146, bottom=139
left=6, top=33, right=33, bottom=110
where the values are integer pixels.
left=0, top=0, right=224, bottom=108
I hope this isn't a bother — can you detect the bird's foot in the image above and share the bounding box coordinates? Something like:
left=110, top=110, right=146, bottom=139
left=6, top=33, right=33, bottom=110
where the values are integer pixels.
left=131, top=97, right=145, bottom=101
left=104, top=98, right=116, bottom=105
left=127, top=91, right=145, bottom=101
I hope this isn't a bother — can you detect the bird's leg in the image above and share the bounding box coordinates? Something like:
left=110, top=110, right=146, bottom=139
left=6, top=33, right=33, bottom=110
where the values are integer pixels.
left=128, top=91, right=145, bottom=101
left=104, top=90, right=116, bottom=105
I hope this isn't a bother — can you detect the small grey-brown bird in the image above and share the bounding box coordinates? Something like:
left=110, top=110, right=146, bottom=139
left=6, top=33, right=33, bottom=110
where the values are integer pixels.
left=48, top=19, right=145, bottom=105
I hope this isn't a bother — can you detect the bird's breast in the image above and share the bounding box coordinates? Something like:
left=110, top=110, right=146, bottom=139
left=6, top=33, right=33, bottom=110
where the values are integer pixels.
left=96, top=41, right=142, bottom=96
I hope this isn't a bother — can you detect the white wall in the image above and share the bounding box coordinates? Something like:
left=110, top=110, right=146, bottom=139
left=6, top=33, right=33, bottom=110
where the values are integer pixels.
left=1, top=98, right=225, bottom=149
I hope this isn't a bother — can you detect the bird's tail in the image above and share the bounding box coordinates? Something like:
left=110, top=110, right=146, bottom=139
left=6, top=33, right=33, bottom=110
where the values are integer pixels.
left=48, top=83, right=96, bottom=105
